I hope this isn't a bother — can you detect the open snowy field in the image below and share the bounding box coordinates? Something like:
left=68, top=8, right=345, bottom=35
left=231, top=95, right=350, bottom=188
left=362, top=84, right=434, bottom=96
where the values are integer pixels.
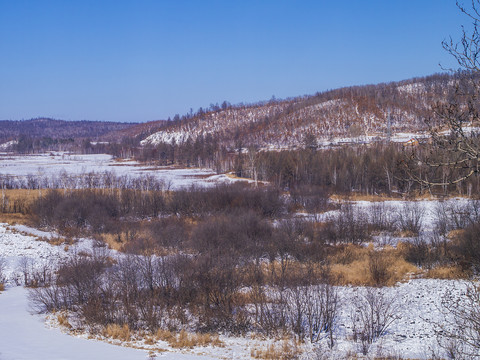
left=0, top=152, right=239, bottom=189
left=0, top=221, right=473, bottom=359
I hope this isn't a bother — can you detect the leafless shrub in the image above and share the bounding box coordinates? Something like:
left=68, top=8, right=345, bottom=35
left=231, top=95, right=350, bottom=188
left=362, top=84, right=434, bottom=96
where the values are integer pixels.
left=434, top=200, right=480, bottom=237
left=285, top=282, right=339, bottom=347
left=435, top=282, right=480, bottom=359
left=368, top=202, right=396, bottom=233
left=401, top=234, right=432, bottom=267
left=256, top=287, right=288, bottom=337
left=395, top=201, right=425, bottom=236
left=29, top=283, right=69, bottom=312
left=352, top=287, right=400, bottom=355
left=323, top=203, right=370, bottom=245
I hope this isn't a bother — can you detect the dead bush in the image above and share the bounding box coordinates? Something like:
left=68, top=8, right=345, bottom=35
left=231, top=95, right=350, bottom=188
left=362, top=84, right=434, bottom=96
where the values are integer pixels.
left=368, top=250, right=389, bottom=287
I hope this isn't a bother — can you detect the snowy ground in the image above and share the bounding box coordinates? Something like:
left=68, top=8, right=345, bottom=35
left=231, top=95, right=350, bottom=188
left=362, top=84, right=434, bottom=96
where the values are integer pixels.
left=0, top=220, right=473, bottom=359
left=0, top=152, right=240, bottom=189
left=325, top=279, right=467, bottom=359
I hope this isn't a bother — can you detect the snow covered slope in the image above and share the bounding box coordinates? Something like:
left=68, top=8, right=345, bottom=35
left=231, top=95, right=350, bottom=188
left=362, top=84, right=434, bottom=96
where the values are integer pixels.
left=140, top=73, right=454, bottom=149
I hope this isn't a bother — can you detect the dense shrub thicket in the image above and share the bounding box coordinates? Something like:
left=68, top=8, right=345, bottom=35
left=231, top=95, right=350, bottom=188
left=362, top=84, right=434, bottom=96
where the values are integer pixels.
left=7, top=180, right=476, bottom=349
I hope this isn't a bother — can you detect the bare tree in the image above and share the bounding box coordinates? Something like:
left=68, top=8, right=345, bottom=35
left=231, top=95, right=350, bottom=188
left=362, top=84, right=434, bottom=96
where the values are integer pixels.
left=403, top=1, right=480, bottom=188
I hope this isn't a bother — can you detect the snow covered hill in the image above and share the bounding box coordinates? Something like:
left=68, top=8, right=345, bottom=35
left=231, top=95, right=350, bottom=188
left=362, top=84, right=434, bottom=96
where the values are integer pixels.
left=140, top=73, right=455, bottom=149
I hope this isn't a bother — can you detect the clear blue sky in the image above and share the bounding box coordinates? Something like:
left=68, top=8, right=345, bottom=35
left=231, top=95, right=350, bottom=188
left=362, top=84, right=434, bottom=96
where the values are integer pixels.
left=0, top=0, right=466, bottom=122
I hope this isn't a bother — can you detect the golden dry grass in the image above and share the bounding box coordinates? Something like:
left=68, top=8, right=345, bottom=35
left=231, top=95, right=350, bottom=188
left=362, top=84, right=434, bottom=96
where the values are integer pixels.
left=425, top=265, right=465, bottom=279
left=330, top=193, right=403, bottom=202
left=0, top=283, right=4, bottom=292
left=103, top=324, right=131, bottom=342
left=0, top=213, right=30, bottom=225
left=1, top=188, right=45, bottom=201
left=56, top=312, right=72, bottom=329
left=329, top=244, right=418, bottom=286
left=0, top=189, right=47, bottom=225
left=155, top=329, right=224, bottom=348
left=250, top=339, right=301, bottom=360
left=447, top=229, right=465, bottom=240
left=97, top=233, right=125, bottom=251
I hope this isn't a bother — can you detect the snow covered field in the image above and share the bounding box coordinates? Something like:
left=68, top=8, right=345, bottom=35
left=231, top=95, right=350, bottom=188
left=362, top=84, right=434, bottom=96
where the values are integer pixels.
left=0, top=152, right=238, bottom=189
left=0, top=221, right=473, bottom=359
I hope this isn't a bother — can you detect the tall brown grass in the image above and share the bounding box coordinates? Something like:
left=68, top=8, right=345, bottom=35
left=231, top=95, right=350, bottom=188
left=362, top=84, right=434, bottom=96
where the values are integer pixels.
left=155, top=329, right=224, bottom=348
left=250, top=339, right=301, bottom=360
left=103, top=324, right=131, bottom=342
left=329, top=244, right=418, bottom=286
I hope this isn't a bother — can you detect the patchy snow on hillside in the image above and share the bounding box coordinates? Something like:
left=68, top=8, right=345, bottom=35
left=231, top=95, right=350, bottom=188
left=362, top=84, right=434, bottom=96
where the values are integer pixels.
left=141, top=130, right=191, bottom=146
left=396, top=82, right=426, bottom=94
left=0, top=140, right=18, bottom=150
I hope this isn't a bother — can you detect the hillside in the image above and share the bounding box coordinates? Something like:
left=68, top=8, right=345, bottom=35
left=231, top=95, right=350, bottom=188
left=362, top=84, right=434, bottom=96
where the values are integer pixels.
left=140, top=73, right=457, bottom=149
left=102, top=119, right=167, bottom=142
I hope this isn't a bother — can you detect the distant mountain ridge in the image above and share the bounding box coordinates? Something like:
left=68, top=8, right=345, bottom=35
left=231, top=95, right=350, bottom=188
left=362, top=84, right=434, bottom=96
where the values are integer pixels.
left=0, top=118, right=137, bottom=143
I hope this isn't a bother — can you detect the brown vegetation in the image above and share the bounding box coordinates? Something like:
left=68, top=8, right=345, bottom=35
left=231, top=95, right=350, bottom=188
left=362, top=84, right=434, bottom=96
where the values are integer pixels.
left=250, top=339, right=301, bottom=360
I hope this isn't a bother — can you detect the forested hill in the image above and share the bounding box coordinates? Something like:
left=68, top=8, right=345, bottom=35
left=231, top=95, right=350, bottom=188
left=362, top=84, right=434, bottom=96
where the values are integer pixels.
left=0, top=72, right=468, bottom=152
left=140, top=73, right=462, bottom=149
left=0, top=118, right=137, bottom=143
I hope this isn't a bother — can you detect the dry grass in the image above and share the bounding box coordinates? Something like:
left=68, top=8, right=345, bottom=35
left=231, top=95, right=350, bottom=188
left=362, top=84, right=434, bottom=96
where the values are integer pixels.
left=447, top=229, right=465, bottom=240
left=0, top=213, right=30, bottom=225
left=56, top=312, right=72, bottom=329
left=330, top=193, right=402, bottom=202
left=1, top=189, right=44, bottom=202
left=329, top=244, right=418, bottom=286
left=0, top=283, right=4, bottom=292
left=155, top=329, right=224, bottom=348
left=0, top=189, right=47, bottom=225
left=103, top=324, right=131, bottom=342
left=425, top=265, right=466, bottom=279
left=250, top=339, right=301, bottom=360
left=155, top=329, right=177, bottom=343
left=248, top=244, right=418, bottom=287
left=98, top=233, right=125, bottom=251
